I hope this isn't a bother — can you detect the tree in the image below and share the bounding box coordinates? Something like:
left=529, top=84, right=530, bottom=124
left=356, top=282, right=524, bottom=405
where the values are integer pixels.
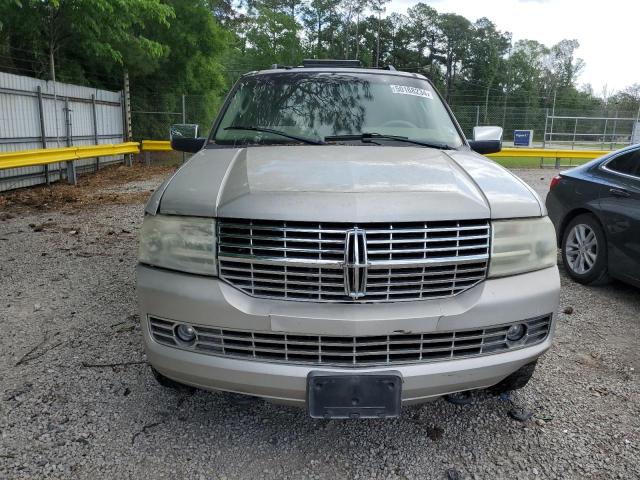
left=433, top=13, right=471, bottom=103
left=407, top=3, right=438, bottom=68
left=386, top=13, right=414, bottom=68
left=466, top=18, right=510, bottom=121
left=340, top=0, right=360, bottom=59
left=2, top=0, right=637, bottom=142
left=369, top=0, right=390, bottom=67
left=131, top=0, right=230, bottom=137
left=244, top=5, right=301, bottom=66
left=502, top=40, right=548, bottom=127
left=547, top=39, right=585, bottom=89
left=352, top=0, right=367, bottom=60
left=609, top=84, right=640, bottom=114
left=301, top=0, right=341, bottom=58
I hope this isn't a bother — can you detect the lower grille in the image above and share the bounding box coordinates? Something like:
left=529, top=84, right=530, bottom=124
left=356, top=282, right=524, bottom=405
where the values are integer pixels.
left=148, top=315, right=551, bottom=367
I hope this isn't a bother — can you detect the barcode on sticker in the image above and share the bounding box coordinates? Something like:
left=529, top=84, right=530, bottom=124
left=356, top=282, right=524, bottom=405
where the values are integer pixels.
left=390, top=85, right=433, bottom=99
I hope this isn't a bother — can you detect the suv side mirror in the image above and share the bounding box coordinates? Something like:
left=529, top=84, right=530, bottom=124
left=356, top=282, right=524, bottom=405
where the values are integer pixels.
left=469, top=126, right=503, bottom=154
left=170, top=124, right=206, bottom=153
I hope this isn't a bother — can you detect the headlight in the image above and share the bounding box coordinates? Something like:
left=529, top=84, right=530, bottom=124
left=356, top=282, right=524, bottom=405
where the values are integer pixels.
left=489, top=217, right=556, bottom=277
left=138, top=215, right=216, bottom=276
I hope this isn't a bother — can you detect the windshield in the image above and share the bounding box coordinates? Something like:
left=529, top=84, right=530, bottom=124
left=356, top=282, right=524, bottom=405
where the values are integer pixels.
left=213, top=72, right=464, bottom=148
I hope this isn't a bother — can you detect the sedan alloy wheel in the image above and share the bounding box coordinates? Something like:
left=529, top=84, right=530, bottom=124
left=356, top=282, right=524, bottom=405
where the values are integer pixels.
left=565, top=223, right=598, bottom=274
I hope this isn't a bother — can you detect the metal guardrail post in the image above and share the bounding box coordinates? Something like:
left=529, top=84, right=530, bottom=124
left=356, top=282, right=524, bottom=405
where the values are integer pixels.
left=64, top=97, right=77, bottom=185
left=92, top=94, right=100, bottom=172
left=36, top=86, right=50, bottom=184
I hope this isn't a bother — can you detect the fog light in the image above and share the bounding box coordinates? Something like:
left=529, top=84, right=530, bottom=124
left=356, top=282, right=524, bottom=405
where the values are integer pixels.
left=176, top=324, right=196, bottom=343
left=506, top=324, right=526, bottom=342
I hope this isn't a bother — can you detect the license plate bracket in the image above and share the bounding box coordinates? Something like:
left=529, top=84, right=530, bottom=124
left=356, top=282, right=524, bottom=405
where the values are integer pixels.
left=307, top=371, right=402, bottom=419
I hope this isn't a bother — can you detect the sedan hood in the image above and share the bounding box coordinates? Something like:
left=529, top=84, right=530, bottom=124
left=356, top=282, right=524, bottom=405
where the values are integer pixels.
left=153, top=145, right=542, bottom=221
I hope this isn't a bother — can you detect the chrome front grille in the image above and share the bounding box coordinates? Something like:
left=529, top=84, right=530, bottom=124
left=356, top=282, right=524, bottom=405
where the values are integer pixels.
left=217, top=219, right=490, bottom=303
left=149, top=315, right=552, bottom=367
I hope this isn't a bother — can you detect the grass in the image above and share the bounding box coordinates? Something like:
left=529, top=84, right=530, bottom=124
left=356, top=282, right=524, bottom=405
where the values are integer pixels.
left=490, top=156, right=592, bottom=169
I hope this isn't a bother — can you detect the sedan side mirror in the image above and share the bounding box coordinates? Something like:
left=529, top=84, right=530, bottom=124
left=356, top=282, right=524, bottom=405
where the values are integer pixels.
left=469, top=126, right=503, bottom=154
left=170, top=123, right=207, bottom=153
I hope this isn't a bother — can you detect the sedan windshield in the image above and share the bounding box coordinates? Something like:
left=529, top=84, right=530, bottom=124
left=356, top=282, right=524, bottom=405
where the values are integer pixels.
left=213, top=72, right=464, bottom=148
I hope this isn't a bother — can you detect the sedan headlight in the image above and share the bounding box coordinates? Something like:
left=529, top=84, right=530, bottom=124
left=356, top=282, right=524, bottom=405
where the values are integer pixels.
left=138, top=215, right=217, bottom=276
left=489, top=217, right=557, bottom=277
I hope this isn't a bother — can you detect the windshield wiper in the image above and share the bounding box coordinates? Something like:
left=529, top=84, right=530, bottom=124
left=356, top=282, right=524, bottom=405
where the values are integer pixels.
left=324, top=133, right=453, bottom=150
left=224, top=126, right=325, bottom=145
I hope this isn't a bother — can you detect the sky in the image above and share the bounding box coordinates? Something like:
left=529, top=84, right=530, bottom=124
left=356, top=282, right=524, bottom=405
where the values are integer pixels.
left=387, top=0, right=638, bottom=96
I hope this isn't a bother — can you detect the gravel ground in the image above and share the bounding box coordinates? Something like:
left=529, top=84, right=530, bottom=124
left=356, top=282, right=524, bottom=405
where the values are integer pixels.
left=0, top=168, right=638, bottom=479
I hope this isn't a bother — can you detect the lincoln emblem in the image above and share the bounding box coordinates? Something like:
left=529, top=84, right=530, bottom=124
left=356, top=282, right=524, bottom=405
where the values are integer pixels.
left=343, top=228, right=369, bottom=299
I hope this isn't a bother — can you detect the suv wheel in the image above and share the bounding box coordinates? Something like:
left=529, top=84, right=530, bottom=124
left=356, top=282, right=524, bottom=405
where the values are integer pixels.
left=489, top=361, right=537, bottom=395
left=151, top=366, right=195, bottom=393
left=561, top=213, right=610, bottom=285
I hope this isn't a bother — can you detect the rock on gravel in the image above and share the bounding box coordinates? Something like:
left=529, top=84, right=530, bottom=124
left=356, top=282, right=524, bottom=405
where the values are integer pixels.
left=0, top=168, right=638, bottom=479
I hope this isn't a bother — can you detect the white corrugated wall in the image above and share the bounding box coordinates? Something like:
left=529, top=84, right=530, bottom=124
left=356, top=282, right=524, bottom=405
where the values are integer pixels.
left=0, top=72, right=125, bottom=191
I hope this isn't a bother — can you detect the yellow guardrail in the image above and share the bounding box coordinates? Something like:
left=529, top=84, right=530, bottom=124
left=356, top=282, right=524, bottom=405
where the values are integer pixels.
left=0, top=141, right=611, bottom=171
left=141, top=140, right=172, bottom=151
left=0, top=142, right=140, bottom=170
left=138, top=141, right=611, bottom=160
left=487, top=147, right=610, bottom=160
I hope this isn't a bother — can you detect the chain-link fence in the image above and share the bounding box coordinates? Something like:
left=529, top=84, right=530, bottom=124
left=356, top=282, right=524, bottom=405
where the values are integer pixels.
left=453, top=105, right=549, bottom=144
left=130, top=89, right=640, bottom=151
left=131, top=93, right=223, bottom=141
left=453, top=104, right=640, bottom=148
left=544, top=112, right=639, bottom=149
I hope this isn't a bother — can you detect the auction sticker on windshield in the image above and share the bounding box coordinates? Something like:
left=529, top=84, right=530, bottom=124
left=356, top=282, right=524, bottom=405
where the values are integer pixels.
left=390, top=85, right=433, bottom=99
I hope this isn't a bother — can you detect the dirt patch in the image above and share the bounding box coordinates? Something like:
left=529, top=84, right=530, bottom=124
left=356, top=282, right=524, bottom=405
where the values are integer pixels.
left=0, top=163, right=176, bottom=213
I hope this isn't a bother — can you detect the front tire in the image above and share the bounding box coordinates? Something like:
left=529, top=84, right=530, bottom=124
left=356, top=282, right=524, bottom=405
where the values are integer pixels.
left=151, top=366, right=195, bottom=393
left=561, top=213, right=610, bottom=285
left=489, top=360, right=537, bottom=395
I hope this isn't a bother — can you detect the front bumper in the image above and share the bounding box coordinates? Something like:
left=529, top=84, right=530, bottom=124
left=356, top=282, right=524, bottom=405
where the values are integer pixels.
left=138, top=265, right=560, bottom=405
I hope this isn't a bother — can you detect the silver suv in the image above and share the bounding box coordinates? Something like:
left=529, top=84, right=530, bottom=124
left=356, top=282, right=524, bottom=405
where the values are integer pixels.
left=137, top=61, right=559, bottom=418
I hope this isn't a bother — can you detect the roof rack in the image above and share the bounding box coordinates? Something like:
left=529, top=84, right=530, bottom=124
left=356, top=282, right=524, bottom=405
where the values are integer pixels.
left=302, top=59, right=361, bottom=68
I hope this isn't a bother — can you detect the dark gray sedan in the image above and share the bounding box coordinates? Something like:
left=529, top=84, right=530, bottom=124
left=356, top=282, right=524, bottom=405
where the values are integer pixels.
left=546, top=144, right=640, bottom=288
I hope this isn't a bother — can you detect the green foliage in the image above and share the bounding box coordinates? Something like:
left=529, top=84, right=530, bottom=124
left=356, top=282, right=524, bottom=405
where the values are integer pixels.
left=0, top=0, right=231, bottom=139
left=1, top=0, right=637, bottom=141
left=244, top=5, right=301, bottom=66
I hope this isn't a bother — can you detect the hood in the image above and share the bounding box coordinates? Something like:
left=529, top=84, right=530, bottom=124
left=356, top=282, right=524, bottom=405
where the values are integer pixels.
left=153, top=145, right=542, bottom=221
